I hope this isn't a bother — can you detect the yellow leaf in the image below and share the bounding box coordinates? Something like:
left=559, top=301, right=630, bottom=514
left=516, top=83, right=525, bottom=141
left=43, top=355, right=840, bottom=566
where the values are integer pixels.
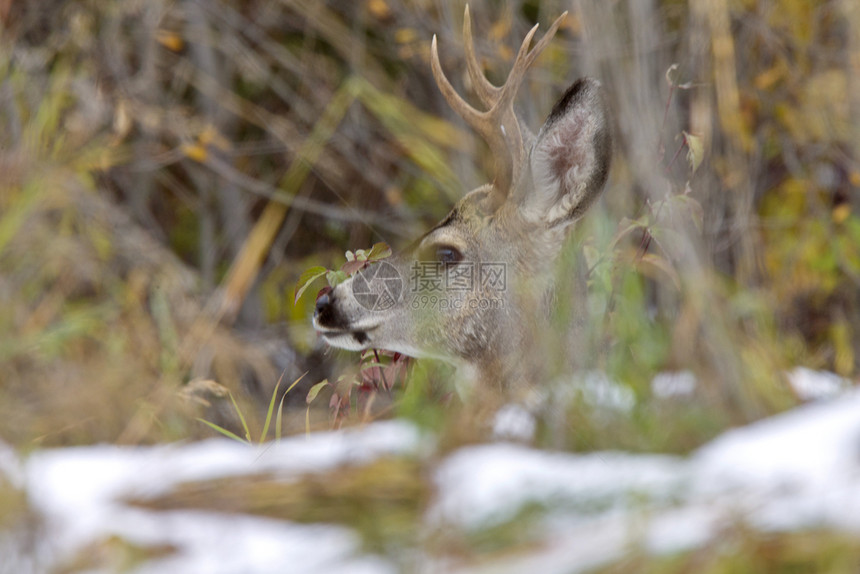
left=395, top=28, right=417, bottom=44
left=156, top=31, right=184, bottom=52
left=367, top=0, right=391, bottom=19
left=833, top=203, right=851, bottom=224
left=561, top=13, right=581, bottom=35
left=181, top=143, right=208, bottom=163
left=384, top=186, right=403, bottom=206
left=753, top=62, right=786, bottom=91
left=489, top=14, right=512, bottom=42
left=199, top=125, right=231, bottom=152
left=113, top=99, right=132, bottom=140
left=637, top=253, right=681, bottom=291
left=683, top=131, right=704, bottom=174
left=801, top=70, right=849, bottom=142
left=831, top=319, right=854, bottom=377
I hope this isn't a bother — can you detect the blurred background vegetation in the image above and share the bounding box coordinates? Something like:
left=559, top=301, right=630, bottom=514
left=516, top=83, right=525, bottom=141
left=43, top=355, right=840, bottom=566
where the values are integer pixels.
left=0, top=0, right=858, bottom=449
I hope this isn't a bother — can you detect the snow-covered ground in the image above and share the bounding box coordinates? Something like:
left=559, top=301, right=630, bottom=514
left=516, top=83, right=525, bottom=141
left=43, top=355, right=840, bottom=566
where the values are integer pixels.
left=2, top=370, right=858, bottom=573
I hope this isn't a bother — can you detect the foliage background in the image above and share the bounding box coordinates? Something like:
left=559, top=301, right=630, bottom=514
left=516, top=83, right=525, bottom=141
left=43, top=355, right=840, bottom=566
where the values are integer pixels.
left=0, top=0, right=858, bottom=448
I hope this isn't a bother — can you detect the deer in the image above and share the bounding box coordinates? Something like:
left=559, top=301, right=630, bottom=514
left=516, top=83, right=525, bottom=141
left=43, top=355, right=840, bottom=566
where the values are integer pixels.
left=313, top=7, right=612, bottom=402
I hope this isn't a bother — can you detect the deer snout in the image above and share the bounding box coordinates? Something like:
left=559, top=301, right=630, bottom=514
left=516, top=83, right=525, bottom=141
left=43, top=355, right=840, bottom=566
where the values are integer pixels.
left=314, top=292, right=331, bottom=316
left=312, top=286, right=379, bottom=351
left=313, top=288, right=362, bottom=332
left=313, top=291, right=339, bottom=328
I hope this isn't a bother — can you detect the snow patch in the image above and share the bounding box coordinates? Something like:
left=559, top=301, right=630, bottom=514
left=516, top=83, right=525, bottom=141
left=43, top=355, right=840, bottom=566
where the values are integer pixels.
left=492, top=404, right=537, bottom=442
left=9, top=371, right=860, bottom=574
left=787, top=367, right=850, bottom=400
left=651, top=371, right=697, bottom=398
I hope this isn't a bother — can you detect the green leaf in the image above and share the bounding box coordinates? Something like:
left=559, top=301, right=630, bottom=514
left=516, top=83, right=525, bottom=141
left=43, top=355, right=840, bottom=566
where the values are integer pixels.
left=306, top=379, right=330, bottom=404
left=326, top=269, right=349, bottom=287
left=368, top=242, right=392, bottom=260
left=294, top=266, right=328, bottom=304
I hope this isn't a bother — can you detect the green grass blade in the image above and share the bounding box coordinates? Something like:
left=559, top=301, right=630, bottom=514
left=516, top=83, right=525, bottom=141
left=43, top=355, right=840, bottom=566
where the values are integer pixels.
left=196, top=418, right=247, bottom=444
left=259, top=372, right=285, bottom=443
left=227, top=391, right=252, bottom=443
left=275, top=371, right=309, bottom=442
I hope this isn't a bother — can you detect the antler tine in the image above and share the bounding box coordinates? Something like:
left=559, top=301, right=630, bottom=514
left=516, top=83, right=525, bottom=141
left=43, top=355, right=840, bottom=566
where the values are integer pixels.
left=496, top=11, right=568, bottom=113
left=463, top=5, right=500, bottom=106
left=464, top=8, right=568, bottom=107
left=489, top=22, right=540, bottom=190
left=491, top=12, right=566, bottom=193
left=431, top=34, right=511, bottom=197
left=521, top=12, right=568, bottom=71
left=432, top=9, right=567, bottom=201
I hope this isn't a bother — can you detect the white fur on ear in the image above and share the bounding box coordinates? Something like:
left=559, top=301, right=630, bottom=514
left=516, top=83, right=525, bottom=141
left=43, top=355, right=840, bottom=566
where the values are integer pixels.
left=520, top=78, right=611, bottom=227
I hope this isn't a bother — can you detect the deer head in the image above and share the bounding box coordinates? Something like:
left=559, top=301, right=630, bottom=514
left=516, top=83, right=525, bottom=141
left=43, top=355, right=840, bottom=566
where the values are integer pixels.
left=313, top=7, right=612, bottom=390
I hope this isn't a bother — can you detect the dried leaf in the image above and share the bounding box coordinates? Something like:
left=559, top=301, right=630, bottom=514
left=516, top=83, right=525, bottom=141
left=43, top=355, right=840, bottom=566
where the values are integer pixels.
left=832, top=203, right=851, bottom=224
left=638, top=253, right=681, bottom=290
left=665, top=63, right=680, bottom=86
left=683, top=131, right=704, bottom=173
left=610, top=216, right=650, bottom=250
left=583, top=243, right=600, bottom=271
left=156, top=30, right=184, bottom=52
left=341, top=259, right=368, bottom=274
left=367, top=0, right=391, bottom=19
left=672, top=194, right=705, bottom=233
left=199, top=125, right=231, bottom=152
left=394, top=27, right=418, bottom=44
left=181, top=143, right=207, bottom=163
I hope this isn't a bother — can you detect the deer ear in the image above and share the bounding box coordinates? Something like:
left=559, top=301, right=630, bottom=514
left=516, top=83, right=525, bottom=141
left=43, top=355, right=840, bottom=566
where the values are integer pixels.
left=519, top=78, right=612, bottom=227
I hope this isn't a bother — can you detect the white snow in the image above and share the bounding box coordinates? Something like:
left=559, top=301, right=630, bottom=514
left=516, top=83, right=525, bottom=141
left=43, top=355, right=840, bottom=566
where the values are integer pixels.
left=19, top=420, right=421, bottom=574
left=2, top=371, right=858, bottom=574
left=129, top=513, right=393, bottom=574
left=429, top=385, right=860, bottom=573
left=491, top=403, right=538, bottom=441
left=432, top=445, right=684, bottom=529
left=787, top=366, right=850, bottom=400
left=651, top=370, right=697, bottom=398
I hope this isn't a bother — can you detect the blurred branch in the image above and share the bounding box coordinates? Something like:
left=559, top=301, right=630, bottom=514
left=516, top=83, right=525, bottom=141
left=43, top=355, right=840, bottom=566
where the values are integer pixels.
left=212, top=77, right=361, bottom=325
left=201, top=153, right=410, bottom=233
left=276, top=0, right=388, bottom=86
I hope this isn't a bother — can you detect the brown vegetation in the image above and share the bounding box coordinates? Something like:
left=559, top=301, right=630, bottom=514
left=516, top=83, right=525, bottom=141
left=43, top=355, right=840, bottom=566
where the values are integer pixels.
left=0, top=0, right=858, bottom=448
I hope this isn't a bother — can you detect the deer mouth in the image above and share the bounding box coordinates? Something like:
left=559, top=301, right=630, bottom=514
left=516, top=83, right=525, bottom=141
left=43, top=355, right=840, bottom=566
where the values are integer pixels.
left=313, top=290, right=383, bottom=350
left=315, top=325, right=377, bottom=351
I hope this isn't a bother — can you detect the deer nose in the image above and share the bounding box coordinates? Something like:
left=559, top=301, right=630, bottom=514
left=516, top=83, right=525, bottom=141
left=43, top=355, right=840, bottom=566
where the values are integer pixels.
left=314, top=292, right=332, bottom=318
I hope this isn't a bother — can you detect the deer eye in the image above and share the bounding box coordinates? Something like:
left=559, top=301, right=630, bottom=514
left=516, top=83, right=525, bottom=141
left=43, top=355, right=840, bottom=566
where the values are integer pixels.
left=435, top=246, right=463, bottom=264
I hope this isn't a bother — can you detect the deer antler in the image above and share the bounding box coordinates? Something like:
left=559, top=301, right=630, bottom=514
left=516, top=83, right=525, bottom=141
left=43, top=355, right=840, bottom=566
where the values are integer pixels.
left=431, top=6, right=567, bottom=205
